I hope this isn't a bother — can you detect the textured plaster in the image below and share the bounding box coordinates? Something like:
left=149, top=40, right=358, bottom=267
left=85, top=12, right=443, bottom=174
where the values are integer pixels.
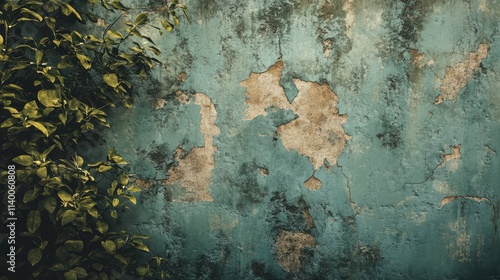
left=90, top=0, right=500, bottom=278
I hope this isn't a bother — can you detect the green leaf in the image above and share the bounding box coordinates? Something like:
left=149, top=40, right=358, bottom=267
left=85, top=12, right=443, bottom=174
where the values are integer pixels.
left=27, top=210, right=41, bottom=233
left=62, top=3, right=82, bottom=21
left=161, top=20, right=173, bottom=32
left=58, top=191, right=72, bottom=201
left=110, top=1, right=129, bottom=11
left=113, top=254, right=128, bottom=264
left=38, top=89, right=61, bottom=108
left=23, top=189, right=39, bottom=203
left=101, top=240, right=116, bottom=254
left=96, top=219, right=108, bottom=234
left=61, top=210, right=77, bottom=225
left=110, top=209, right=117, bottom=219
left=43, top=197, right=57, bottom=214
left=128, top=185, right=142, bottom=192
left=74, top=267, right=87, bottom=278
left=98, top=164, right=112, bottom=172
left=21, top=8, right=43, bottom=21
left=58, top=112, right=67, bottom=124
left=64, top=270, right=77, bottom=280
left=68, top=98, right=79, bottom=111
left=49, top=263, right=65, bottom=271
left=26, top=121, right=49, bottom=137
left=136, top=266, right=148, bottom=276
left=76, top=53, right=92, bottom=69
left=35, top=167, right=47, bottom=179
left=103, top=73, right=119, bottom=88
left=13, top=155, right=33, bottom=166
left=64, top=240, right=84, bottom=252
left=28, top=247, right=42, bottom=266
left=132, top=242, right=149, bottom=252
left=23, top=100, right=39, bottom=118
left=35, top=50, right=43, bottom=65
left=107, top=30, right=123, bottom=39
left=134, top=12, right=148, bottom=26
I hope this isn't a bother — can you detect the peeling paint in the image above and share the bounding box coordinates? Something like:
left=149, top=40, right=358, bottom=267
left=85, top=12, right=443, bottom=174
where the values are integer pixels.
left=275, top=231, right=315, bottom=273
left=240, top=58, right=290, bottom=120
left=241, top=59, right=350, bottom=170
left=440, top=196, right=490, bottom=208
left=162, top=93, right=220, bottom=202
left=304, top=176, right=322, bottom=190
left=154, top=98, right=167, bottom=110
left=435, top=44, right=488, bottom=104
left=278, top=79, right=350, bottom=169
left=303, top=209, right=314, bottom=229
left=437, top=145, right=461, bottom=169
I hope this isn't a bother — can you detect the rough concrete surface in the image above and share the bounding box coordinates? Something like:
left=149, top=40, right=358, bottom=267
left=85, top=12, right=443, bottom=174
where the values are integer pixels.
left=86, top=0, right=500, bottom=279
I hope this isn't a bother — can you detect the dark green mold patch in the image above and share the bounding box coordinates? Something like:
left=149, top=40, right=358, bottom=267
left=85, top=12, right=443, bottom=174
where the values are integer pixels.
left=267, top=192, right=315, bottom=233
left=235, top=161, right=269, bottom=213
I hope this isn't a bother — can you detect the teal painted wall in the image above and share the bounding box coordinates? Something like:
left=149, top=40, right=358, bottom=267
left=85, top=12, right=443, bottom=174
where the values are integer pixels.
left=83, top=0, right=500, bottom=278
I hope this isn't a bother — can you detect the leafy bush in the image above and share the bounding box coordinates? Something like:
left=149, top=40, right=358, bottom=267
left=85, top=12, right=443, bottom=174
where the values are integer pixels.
left=0, top=0, right=187, bottom=279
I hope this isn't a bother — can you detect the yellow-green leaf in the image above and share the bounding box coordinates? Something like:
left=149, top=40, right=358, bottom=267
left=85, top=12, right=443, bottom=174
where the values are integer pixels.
left=113, top=254, right=128, bottom=265
left=107, top=29, right=123, bottom=39
left=21, top=8, right=43, bottom=21
left=26, top=121, right=49, bottom=137
left=13, top=155, right=33, bottom=166
left=62, top=3, right=82, bottom=21
left=64, top=240, right=84, bottom=252
left=0, top=34, right=3, bottom=44
left=43, top=197, right=57, bottom=214
left=35, top=50, right=43, bottom=65
left=36, top=167, right=47, bottom=179
left=161, top=20, right=172, bottom=32
left=38, top=89, right=61, bottom=108
left=134, top=12, right=148, bottom=26
left=98, top=164, right=112, bottom=172
left=128, top=185, right=142, bottom=193
left=58, top=112, right=67, bottom=124
left=28, top=247, right=42, bottom=266
left=96, top=219, right=108, bottom=234
left=103, top=73, right=119, bottom=88
left=64, top=270, right=77, bottom=280
left=110, top=209, right=117, bottom=219
left=61, top=210, right=77, bottom=225
left=101, top=240, right=116, bottom=254
left=76, top=53, right=92, bottom=69
left=173, top=15, right=180, bottom=26
left=112, top=198, right=119, bottom=207
left=58, top=191, right=72, bottom=201
left=27, top=210, right=41, bottom=233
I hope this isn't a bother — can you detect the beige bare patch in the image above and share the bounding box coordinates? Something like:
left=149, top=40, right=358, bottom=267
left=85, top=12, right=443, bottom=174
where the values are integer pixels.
left=304, top=176, right=322, bottom=190
left=176, top=90, right=190, bottom=104
left=440, top=195, right=490, bottom=208
left=154, top=98, right=167, bottom=110
left=323, top=39, right=332, bottom=58
left=177, top=72, right=188, bottom=82
left=278, top=79, right=350, bottom=169
left=275, top=231, right=315, bottom=273
left=240, top=58, right=291, bottom=120
left=435, top=44, right=488, bottom=104
left=130, top=177, right=154, bottom=189
left=437, top=145, right=461, bottom=169
left=162, top=93, right=220, bottom=202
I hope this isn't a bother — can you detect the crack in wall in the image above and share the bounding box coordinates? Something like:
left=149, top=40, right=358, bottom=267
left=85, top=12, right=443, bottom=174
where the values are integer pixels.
left=440, top=195, right=491, bottom=208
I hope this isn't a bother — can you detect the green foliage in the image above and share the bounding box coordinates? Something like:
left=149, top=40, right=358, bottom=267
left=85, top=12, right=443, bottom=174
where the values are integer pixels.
left=0, top=0, right=188, bottom=279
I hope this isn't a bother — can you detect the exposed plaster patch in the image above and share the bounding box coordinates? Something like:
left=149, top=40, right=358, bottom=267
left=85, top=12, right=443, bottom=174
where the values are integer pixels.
left=343, top=0, right=355, bottom=33
left=240, top=58, right=290, bottom=120
left=440, top=195, right=490, bottom=208
left=437, top=145, right=461, bottom=169
left=241, top=59, right=350, bottom=172
left=154, top=98, right=167, bottom=110
left=323, top=39, right=332, bottom=58
left=162, top=93, right=220, bottom=202
left=446, top=216, right=471, bottom=263
left=410, top=49, right=426, bottom=68
left=177, top=72, right=188, bottom=82
left=434, top=44, right=488, bottom=104
left=275, top=231, right=315, bottom=273
left=259, top=167, right=269, bottom=176
left=304, top=176, right=322, bottom=190
left=277, top=79, right=350, bottom=169
left=176, top=90, right=190, bottom=104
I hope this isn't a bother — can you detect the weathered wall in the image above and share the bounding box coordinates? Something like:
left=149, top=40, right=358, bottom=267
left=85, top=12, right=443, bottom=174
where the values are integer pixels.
left=83, top=0, right=500, bottom=278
